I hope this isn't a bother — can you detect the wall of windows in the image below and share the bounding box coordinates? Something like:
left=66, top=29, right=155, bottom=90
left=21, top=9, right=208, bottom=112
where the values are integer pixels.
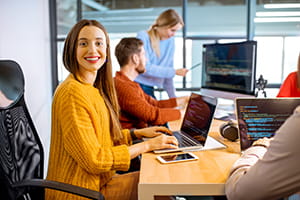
left=51, top=0, right=300, bottom=98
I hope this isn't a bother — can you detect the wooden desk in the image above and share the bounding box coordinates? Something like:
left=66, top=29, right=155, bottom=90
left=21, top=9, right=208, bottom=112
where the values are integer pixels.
left=138, top=119, right=241, bottom=200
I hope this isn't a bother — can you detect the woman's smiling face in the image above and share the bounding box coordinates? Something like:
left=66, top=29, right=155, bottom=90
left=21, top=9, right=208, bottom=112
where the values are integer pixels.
left=76, top=25, right=107, bottom=78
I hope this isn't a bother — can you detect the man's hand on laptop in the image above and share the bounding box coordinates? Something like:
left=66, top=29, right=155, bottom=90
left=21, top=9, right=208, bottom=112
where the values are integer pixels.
left=176, top=95, right=190, bottom=109
left=134, top=126, right=173, bottom=139
left=252, top=137, right=273, bottom=148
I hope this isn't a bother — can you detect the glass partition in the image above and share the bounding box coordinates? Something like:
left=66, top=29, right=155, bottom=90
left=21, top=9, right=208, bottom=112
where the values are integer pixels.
left=56, top=0, right=77, bottom=37
left=52, top=0, right=300, bottom=97
left=186, top=0, right=247, bottom=37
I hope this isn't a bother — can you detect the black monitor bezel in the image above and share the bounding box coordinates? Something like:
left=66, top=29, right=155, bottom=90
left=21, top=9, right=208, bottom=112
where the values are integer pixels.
left=201, top=40, right=257, bottom=96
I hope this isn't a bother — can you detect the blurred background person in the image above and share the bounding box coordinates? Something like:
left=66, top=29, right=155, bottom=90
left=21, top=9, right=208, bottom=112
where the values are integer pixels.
left=277, top=53, right=300, bottom=97
left=136, top=9, right=188, bottom=99
left=114, top=37, right=188, bottom=129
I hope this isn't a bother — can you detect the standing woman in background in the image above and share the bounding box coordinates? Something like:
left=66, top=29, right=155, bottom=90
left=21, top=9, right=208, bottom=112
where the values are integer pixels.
left=136, top=9, right=189, bottom=99
left=46, top=19, right=178, bottom=200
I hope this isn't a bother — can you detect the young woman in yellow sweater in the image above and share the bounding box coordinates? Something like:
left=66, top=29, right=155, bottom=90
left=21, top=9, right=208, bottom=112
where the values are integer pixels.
left=46, top=19, right=178, bottom=200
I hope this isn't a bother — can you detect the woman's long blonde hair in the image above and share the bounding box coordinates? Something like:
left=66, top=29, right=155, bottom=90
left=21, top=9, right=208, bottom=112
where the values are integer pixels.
left=63, top=19, right=123, bottom=144
left=147, top=9, right=184, bottom=57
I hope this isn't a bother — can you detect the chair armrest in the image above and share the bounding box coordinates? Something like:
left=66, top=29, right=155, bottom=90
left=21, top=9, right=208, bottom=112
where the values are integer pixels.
left=12, top=178, right=104, bottom=200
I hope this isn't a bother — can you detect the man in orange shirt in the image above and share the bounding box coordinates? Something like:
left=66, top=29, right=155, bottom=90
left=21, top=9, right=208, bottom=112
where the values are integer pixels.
left=114, top=37, right=187, bottom=129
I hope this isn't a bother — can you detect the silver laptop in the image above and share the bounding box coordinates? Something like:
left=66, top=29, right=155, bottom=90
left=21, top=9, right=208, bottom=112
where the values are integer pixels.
left=154, top=93, right=226, bottom=154
left=235, top=97, right=300, bottom=151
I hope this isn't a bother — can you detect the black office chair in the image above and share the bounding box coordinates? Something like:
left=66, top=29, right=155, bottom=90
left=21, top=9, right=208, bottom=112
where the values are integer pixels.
left=0, top=60, right=105, bottom=200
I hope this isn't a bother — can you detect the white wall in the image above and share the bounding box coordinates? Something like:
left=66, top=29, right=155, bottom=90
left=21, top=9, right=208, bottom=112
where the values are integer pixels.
left=0, top=0, right=52, bottom=174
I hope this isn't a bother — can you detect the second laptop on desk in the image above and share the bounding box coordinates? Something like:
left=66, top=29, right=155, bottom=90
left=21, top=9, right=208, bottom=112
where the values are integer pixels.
left=153, top=93, right=226, bottom=154
left=236, top=97, right=300, bottom=151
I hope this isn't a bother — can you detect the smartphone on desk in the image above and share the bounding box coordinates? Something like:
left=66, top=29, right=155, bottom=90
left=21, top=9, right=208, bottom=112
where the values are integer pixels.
left=156, top=152, right=198, bottom=164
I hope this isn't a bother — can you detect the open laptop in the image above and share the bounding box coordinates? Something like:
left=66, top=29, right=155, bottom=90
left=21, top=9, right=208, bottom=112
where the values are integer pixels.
left=235, top=97, right=300, bottom=151
left=154, top=93, right=226, bottom=154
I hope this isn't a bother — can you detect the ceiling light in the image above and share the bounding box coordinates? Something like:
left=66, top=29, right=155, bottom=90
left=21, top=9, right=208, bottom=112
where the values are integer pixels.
left=264, top=4, right=300, bottom=9
left=256, top=11, right=300, bottom=17
left=254, top=17, right=300, bottom=23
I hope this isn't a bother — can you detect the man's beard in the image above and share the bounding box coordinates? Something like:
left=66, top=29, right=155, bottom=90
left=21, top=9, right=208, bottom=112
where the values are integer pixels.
left=136, top=64, right=146, bottom=74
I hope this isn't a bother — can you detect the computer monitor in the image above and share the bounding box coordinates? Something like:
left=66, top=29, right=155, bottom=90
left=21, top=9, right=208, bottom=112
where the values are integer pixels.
left=200, top=41, right=257, bottom=101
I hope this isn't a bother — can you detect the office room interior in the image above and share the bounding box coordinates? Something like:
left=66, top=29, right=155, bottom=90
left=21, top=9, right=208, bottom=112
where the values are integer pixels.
left=1, top=0, right=300, bottom=181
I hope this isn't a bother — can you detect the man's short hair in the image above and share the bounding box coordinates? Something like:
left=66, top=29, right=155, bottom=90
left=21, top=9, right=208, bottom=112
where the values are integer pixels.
left=115, top=37, right=144, bottom=67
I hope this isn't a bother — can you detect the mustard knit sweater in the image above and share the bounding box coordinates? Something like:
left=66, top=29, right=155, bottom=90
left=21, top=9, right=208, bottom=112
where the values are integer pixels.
left=46, top=74, right=132, bottom=200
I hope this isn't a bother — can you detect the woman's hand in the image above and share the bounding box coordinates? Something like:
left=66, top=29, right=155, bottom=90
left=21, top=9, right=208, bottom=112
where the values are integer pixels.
left=175, top=68, right=189, bottom=76
left=134, top=126, right=172, bottom=139
left=144, top=134, right=178, bottom=152
left=128, top=130, right=178, bottom=159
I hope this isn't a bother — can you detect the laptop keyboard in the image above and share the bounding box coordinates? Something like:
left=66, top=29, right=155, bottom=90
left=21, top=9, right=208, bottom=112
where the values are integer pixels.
left=173, top=131, right=199, bottom=147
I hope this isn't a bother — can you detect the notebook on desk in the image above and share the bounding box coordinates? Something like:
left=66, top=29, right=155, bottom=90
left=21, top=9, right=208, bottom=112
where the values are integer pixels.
left=235, top=97, right=300, bottom=151
left=154, top=93, right=226, bottom=154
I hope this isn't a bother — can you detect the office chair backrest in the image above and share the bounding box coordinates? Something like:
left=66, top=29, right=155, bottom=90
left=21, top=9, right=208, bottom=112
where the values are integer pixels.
left=0, top=60, right=44, bottom=200
left=0, top=60, right=24, bottom=103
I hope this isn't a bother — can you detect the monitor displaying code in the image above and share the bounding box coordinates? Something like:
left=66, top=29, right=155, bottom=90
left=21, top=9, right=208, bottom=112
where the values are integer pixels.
left=201, top=41, right=257, bottom=95
left=236, top=98, right=300, bottom=150
left=181, top=93, right=217, bottom=145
